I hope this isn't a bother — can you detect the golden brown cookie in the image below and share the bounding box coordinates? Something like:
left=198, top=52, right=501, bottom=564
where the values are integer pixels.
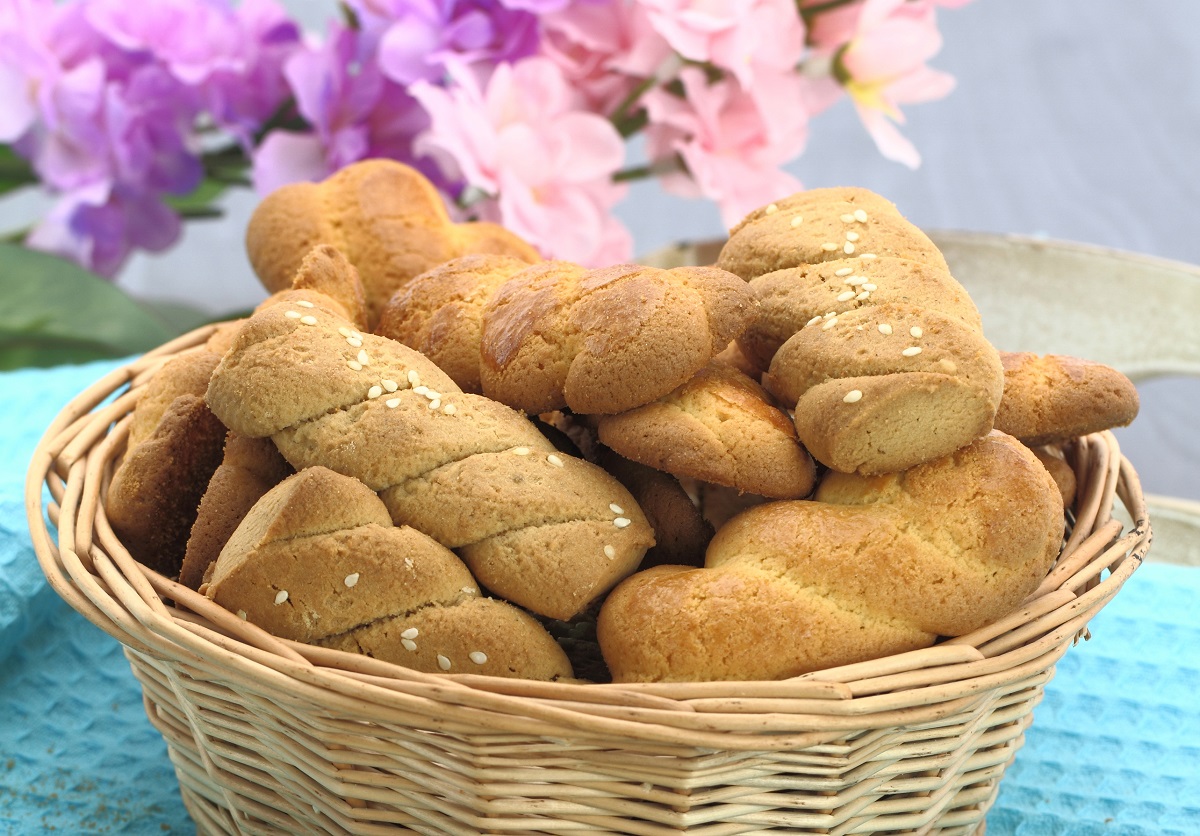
left=738, top=255, right=982, bottom=371
left=716, top=187, right=949, bottom=282
left=598, top=432, right=1064, bottom=682
left=597, top=362, right=817, bottom=499
left=995, top=352, right=1140, bottom=445
left=1030, top=444, right=1077, bottom=510
left=206, top=275, right=656, bottom=621
left=245, top=159, right=539, bottom=326
left=375, top=253, right=534, bottom=393
left=481, top=262, right=757, bottom=415
left=765, top=302, right=1004, bottom=475
left=206, top=467, right=572, bottom=680
left=179, top=433, right=293, bottom=590
left=108, top=350, right=228, bottom=577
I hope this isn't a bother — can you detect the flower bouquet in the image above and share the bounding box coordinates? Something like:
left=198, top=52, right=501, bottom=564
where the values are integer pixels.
left=0, top=0, right=970, bottom=367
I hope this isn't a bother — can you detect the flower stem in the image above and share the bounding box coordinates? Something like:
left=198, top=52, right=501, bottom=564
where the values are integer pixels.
left=612, top=155, right=684, bottom=183
left=609, top=76, right=659, bottom=138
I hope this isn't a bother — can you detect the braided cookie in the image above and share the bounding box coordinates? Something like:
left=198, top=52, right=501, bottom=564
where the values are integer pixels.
left=205, top=467, right=573, bottom=680
left=716, top=188, right=1003, bottom=474
left=206, top=290, right=654, bottom=621
left=245, top=159, right=539, bottom=326
left=597, top=361, right=817, bottom=499
left=597, top=432, right=1064, bottom=682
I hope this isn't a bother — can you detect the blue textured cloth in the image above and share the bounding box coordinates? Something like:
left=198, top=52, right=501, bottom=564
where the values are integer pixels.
left=1, top=362, right=1198, bottom=834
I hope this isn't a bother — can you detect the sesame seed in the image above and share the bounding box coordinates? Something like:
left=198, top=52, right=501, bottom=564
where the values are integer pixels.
left=428, top=399, right=441, bottom=410
left=854, top=209, right=869, bottom=223
left=347, top=337, right=363, bottom=348
left=401, top=627, right=419, bottom=639
left=344, top=573, right=360, bottom=588
left=836, top=291, right=856, bottom=302
left=902, top=346, right=923, bottom=357
left=822, top=242, right=838, bottom=252
left=437, top=654, right=452, bottom=671
left=609, top=503, right=625, bottom=515
left=846, top=276, right=866, bottom=286
left=513, top=447, right=531, bottom=456
left=461, top=586, right=474, bottom=594
left=844, top=242, right=856, bottom=254
left=835, top=267, right=854, bottom=276
left=368, top=385, right=383, bottom=399
left=300, top=315, right=318, bottom=326
left=614, top=517, right=631, bottom=529
left=443, top=403, right=457, bottom=415
left=407, top=370, right=421, bottom=385
left=385, top=398, right=401, bottom=408
left=822, top=317, right=839, bottom=330
left=413, top=385, right=428, bottom=396
left=790, top=215, right=804, bottom=227
left=547, top=454, right=564, bottom=468
left=846, top=231, right=860, bottom=242
left=765, top=203, right=778, bottom=214
left=285, top=310, right=301, bottom=319
left=298, top=300, right=315, bottom=308
left=469, top=651, right=488, bottom=665
left=862, top=283, right=877, bottom=291
left=401, top=639, right=417, bottom=652
left=860, top=253, right=877, bottom=259
left=424, top=389, right=441, bottom=400
left=237, top=610, right=247, bottom=620
left=347, top=360, right=363, bottom=371
left=404, top=558, right=414, bottom=571
left=274, top=590, right=288, bottom=605
left=382, top=379, right=399, bottom=392
left=825, top=311, right=837, bottom=318
left=338, top=327, right=354, bottom=337
left=604, top=545, right=616, bottom=559
left=856, top=291, right=871, bottom=301
left=357, top=349, right=369, bottom=365
left=806, top=315, right=822, bottom=327
left=840, top=213, right=855, bottom=223
left=843, top=390, right=863, bottom=404
left=910, top=326, right=923, bottom=338
left=879, top=323, right=893, bottom=335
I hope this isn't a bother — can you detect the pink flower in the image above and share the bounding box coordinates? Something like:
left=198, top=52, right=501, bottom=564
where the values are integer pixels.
left=539, top=2, right=672, bottom=115
left=636, top=0, right=805, bottom=87
left=412, top=57, right=631, bottom=265
left=643, top=65, right=807, bottom=227
left=835, top=0, right=956, bottom=168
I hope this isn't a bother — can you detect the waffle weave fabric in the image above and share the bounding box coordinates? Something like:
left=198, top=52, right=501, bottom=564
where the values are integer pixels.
left=1, top=360, right=1198, bottom=834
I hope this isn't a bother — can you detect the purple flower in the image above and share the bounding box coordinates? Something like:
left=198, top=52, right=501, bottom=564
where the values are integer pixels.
left=252, top=21, right=450, bottom=196
left=27, top=182, right=183, bottom=278
left=0, top=0, right=301, bottom=276
left=349, top=0, right=539, bottom=86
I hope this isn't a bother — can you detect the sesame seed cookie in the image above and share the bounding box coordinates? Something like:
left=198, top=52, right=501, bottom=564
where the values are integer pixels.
left=206, top=283, right=656, bottom=621
left=206, top=467, right=572, bottom=680
left=765, top=302, right=1004, bottom=475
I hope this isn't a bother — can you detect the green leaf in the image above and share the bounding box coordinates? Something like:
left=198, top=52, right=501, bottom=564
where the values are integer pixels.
left=164, top=177, right=229, bottom=219
left=0, top=243, right=178, bottom=370
left=0, top=146, right=37, bottom=197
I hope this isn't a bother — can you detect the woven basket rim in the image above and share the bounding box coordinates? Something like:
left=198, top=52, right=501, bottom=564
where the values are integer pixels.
left=25, top=325, right=1151, bottom=752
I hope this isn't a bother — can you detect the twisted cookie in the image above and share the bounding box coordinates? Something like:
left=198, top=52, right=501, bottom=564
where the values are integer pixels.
left=205, top=467, right=572, bottom=680
left=206, top=284, right=654, bottom=620
left=598, top=432, right=1064, bottom=682
left=717, top=188, right=1003, bottom=474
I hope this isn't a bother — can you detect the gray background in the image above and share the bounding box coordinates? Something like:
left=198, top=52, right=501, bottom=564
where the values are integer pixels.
left=8, top=0, right=1199, bottom=499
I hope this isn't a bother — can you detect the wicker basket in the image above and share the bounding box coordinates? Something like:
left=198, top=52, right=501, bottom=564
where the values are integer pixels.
left=26, top=324, right=1150, bottom=836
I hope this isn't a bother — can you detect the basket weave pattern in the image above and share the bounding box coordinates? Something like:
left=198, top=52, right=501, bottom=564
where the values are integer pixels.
left=26, top=326, right=1150, bottom=835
